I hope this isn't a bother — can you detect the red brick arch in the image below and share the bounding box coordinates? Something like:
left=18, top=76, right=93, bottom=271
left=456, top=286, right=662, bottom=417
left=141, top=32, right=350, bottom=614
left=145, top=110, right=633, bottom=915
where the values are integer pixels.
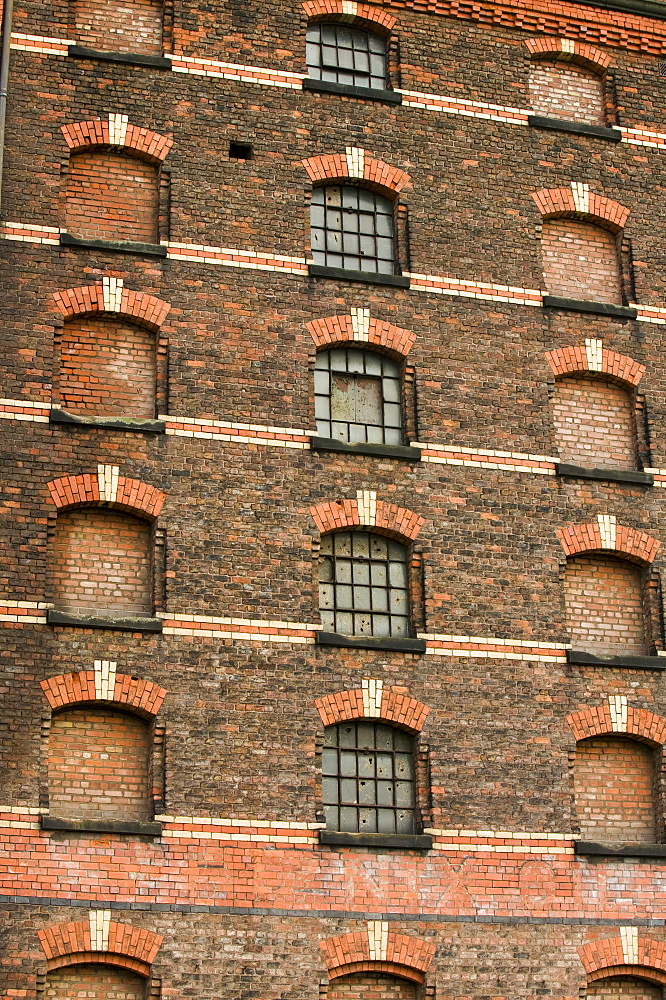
left=53, top=283, right=170, bottom=333
left=567, top=705, right=666, bottom=745
left=545, top=344, right=645, bottom=387
left=531, top=187, right=629, bottom=232
left=310, top=496, right=424, bottom=541
left=302, top=0, right=396, bottom=31
left=315, top=687, right=430, bottom=732
left=61, top=117, right=172, bottom=164
left=39, top=917, right=163, bottom=976
left=321, top=930, right=435, bottom=984
left=557, top=522, right=660, bottom=565
left=525, top=37, right=612, bottom=73
left=41, top=671, right=167, bottom=718
left=580, top=937, right=666, bottom=985
left=302, top=151, right=410, bottom=194
left=307, top=315, right=415, bottom=357
left=47, top=472, right=165, bottom=520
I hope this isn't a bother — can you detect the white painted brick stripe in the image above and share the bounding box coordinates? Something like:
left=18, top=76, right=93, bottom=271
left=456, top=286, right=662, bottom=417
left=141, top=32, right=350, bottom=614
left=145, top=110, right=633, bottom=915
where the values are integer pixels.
left=561, top=38, right=576, bottom=53
left=356, top=489, right=377, bottom=526
left=597, top=514, right=617, bottom=549
left=97, top=464, right=119, bottom=503
left=108, top=112, right=128, bottom=146
left=585, top=338, right=603, bottom=372
left=94, top=660, right=117, bottom=701
left=102, top=276, right=123, bottom=313
left=367, top=920, right=389, bottom=961
left=621, top=925, right=639, bottom=964
left=346, top=146, right=365, bottom=179
left=608, top=695, right=628, bottom=732
left=89, top=910, right=111, bottom=951
left=341, top=0, right=358, bottom=14
left=362, top=678, right=384, bottom=717
left=571, top=181, right=590, bottom=214
left=350, top=307, right=370, bottom=341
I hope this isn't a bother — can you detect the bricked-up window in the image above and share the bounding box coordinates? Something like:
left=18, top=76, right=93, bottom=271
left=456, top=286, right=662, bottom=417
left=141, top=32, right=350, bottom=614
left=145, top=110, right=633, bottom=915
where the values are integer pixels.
left=553, top=376, right=638, bottom=470
left=48, top=707, right=152, bottom=822
left=75, top=0, right=163, bottom=55
left=587, top=977, right=664, bottom=1000
left=59, top=317, right=157, bottom=418
left=575, top=736, right=658, bottom=844
left=46, top=964, right=146, bottom=1000
left=563, top=554, right=646, bottom=656
left=53, top=508, right=153, bottom=617
left=318, top=531, right=409, bottom=637
left=529, top=61, right=605, bottom=125
left=328, top=973, right=417, bottom=1000
left=311, top=185, right=395, bottom=273
left=315, top=348, right=402, bottom=444
left=541, top=219, right=621, bottom=304
left=306, top=23, right=388, bottom=90
left=65, top=151, right=159, bottom=244
left=323, top=721, right=416, bottom=834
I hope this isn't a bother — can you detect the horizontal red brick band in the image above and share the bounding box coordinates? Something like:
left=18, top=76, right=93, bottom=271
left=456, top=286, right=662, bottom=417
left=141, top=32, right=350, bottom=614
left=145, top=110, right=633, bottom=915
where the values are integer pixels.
left=580, top=937, right=666, bottom=980
left=531, top=187, right=629, bottom=232
left=545, top=344, right=645, bottom=387
left=53, top=284, right=171, bottom=332
left=47, top=473, right=165, bottom=520
left=321, top=930, right=435, bottom=979
left=61, top=119, right=173, bottom=164
left=567, top=705, right=666, bottom=745
left=39, top=918, right=163, bottom=969
left=310, top=498, right=424, bottom=541
left=307, top=315, right=416, bottom=356
left=315, top=687, right=430, bottom=732
left=557, top=522, right=660, bottom=564
left=525, top=37, right=612, bottom=72
left=41, top=671, right=167, bottom=717
left=302, top=0, right=396, bottom=30
left=302, top=152, right=410, bottom=193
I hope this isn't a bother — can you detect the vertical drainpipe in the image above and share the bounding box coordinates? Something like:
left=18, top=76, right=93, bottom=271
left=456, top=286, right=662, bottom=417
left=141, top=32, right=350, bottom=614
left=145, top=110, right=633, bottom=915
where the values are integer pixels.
left=0, top=0, right=14, bottom=214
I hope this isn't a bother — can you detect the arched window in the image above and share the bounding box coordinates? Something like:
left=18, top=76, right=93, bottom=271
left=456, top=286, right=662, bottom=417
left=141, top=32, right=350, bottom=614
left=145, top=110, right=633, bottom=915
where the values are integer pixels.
left=323, top=721, right=416, bottom=834
left=315, top=347, right=402, bottom=445
left=75, top=0, right=163, bottom=55
left=306, top=23, right=387, bottom=90
left=53, top=508, right=153, bottom=618
left=575, top=736, right=658, bottom=844
left=587, top=976, right=663, bottom=1000
left=65, top=150, right=159, bottom=243
left=311, top=185, right=395, bottom=274
left=45, top=964, right=146, bottom=1000
left=552, top=375, right=638, bottom=470
left=541, top=218, right=621, bottom=304
left=318, top=530, right=409, bottom=637
left=47, top=706, right=152, bottom=823
left=329, top=973, right=417, bottom=1000
left=563, top=554, right=646, bottom=656
left=529, top=60, right=605, bottom=125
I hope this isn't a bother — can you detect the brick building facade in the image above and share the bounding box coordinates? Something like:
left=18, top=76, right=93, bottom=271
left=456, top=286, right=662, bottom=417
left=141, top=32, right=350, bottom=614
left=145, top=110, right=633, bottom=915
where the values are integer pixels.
left=4, top=0, right=666, bottom=995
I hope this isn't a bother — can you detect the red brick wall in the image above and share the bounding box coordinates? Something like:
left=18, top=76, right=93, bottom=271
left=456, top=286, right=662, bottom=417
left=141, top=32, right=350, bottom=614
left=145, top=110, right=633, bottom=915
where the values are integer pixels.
left=574, top=736, right=656, bottom=843
left=75, top=0, right=163, bottom=55
left=65, top=152, right=159, bottom=243
left=52, top=508, right=152, bottom=616
left=328, top=973, right=416, bottom=1000
left=47, top=707, right=151, bottom=821
left=45, top=964, right=146, bottom=1000
left=563, top=554, right=646, bottom=655
left=59, top=317, right=156, bottom=418
left=528, top=61, right=605, bottom=125
left=552, top=376, right=637, bottom=470
left=587, top=977, right=663, bottom=1000
left=541, top=220, right=621, bottom=303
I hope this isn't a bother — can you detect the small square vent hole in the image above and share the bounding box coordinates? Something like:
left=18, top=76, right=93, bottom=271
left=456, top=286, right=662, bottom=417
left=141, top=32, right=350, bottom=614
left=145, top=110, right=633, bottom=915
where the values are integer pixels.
left=229, top=142, right=254, bottom=160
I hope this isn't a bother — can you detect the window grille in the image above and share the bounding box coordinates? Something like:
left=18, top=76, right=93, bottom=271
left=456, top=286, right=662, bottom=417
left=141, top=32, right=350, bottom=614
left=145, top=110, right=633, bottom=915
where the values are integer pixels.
left=306, top=23, right=387, bottom=90
left=310, top=185, right=396, bottom=273
left=318, top=530, right=409, bottom=637
left=322, top=721, right=416, bottom=834
left=315, top=347, right=402, bottom=445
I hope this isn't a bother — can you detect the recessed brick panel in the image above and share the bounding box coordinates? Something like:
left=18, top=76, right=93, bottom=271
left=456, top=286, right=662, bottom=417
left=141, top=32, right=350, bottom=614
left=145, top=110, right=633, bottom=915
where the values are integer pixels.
left=52, top=508, right=152, bottom=616
left=75, top=0, right=163, bottom=55
left=575, top=736, right=656, bottom=843
left=529, top=61, right=605, bottom=125
left=587, top=977, right=663, bottom=1000
left=541, top=219, right=621, bottom=303
left=563, top=554, right=646, bottom=655
left=46, top=964, right=146, bottom=1000
left=328, top=973, right=416, bottom=1000
left=47, top=707, right=151, bottom=821
left=65, top=151, right=159, bottom=243
left=59, top=317, right=156, bottom=418
left=552, top=376, right=637, bottom=470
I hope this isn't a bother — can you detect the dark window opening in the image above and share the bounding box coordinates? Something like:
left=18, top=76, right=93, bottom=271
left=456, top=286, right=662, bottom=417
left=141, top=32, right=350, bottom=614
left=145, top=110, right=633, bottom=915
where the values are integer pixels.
left=315, top=347, right=402, bottom=445
left=306, top=23, right=387, bottom=90
left=311, top=185, right=395, bottom=273
left=229, top=142, right=254, bottom=160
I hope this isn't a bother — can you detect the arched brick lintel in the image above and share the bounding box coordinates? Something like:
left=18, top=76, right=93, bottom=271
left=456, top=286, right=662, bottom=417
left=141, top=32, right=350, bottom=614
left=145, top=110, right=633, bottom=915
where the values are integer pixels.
left=321, top=930, right=435, bottom=983
left=310, top=496, right=424, bottom=542
left=39, top=917, right=163, bottom=976
left=531, top=187, right=629, bottom=232
left=41, top=671, right=167, bottom=718
left=567, top=704, right=666, bottom=745
left=302, top=150, right=410, bottom=194
left=557, top=521, right=660, bottom=566
left=525, top=37, right=612, bottom=73
left=307, top=315, right=416, bottom=357
left=580, top=937, right=666, bottom=983
left=315, top=687, right=430, bottom=733
left=587, top=966, right=666, bottom=987
left=53, top=284, right=171, bottom=333
left=302, top=0, right=396, bottom=32
left=61, top=117, right=173, bottom=164
left=545, top=344, right=645, bottom=387
left=45, top=953, right=151, bottom=977
left=329, top=962, right=426, bottom=984
left=47, top=471, right=165, bottom=521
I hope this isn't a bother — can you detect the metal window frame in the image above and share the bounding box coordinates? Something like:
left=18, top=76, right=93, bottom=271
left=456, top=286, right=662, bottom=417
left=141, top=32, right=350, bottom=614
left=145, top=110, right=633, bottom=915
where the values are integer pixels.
left=306, top=22, right=388, bottom=91
left=310, top=184, right=397, bottom=274
left=314, top=346, right=403, bottom=445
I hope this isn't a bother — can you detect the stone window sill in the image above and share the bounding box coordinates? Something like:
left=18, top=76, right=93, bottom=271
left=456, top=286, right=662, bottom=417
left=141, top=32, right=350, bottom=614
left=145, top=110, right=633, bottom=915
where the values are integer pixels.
left=319, top=830, right=433, bottom=850
left=316, top=631, right=426, bottom=653
left=528, top=115, right=621, bottom=142
left=567, top=649, right=666, bottom=669
left=60, top=232, right=167, bottom=258
left=41, top=815, right=162, bottom=836
left=67, top=45, right=172, bottom=69
left=575, top=840, right=666, bottom=858
left=303, top=78, right=402, bottom=104
left=47, top=609, right=163, bottom=633
left=308, top=264, right=410, bottom=288
left=50, top=408, right=165, bottom=434
left=542, top=295, right=637, bottom=320
left=556, top=463, right=653, bottom=486
left=311, top=436, right=421, bottom=461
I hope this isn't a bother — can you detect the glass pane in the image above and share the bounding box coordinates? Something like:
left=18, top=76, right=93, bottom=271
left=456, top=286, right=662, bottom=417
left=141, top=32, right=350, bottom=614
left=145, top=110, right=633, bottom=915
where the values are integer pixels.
left=322, top=749, right=338, bottom=775
left=395, top=781, right=414, bottom=808
left=376, top=753, right=393, bottom=777
left=352, top=532, right=370, bottom=557
left=340, top=806, right=358, bottom=831
left=396, top=810, right=414, bottom=834
left=340, top=777, right=357, bottom=800
left=338, top=725, right=355, bottom=748
left=364, top=352, right=382, bottom=376
left=336, top=584, right=353, bottom=609
left=322, top=777, right=338, bottom=802
left=377, top=808, right=395, bottom=834
left=336, top=559, right=352, bottom=584
left=358, top=779, right=375, bottom=804
left=358, top=752, right=375, bottom=777
left=358, top=808, right=377, bottom=832
left=313, top=369, right=329, bottom=393
left=376, top=780, right=394, bottom=806
left=335, top=611, right=353, bottom=634
left=352, top=561, right=370, bottom=585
